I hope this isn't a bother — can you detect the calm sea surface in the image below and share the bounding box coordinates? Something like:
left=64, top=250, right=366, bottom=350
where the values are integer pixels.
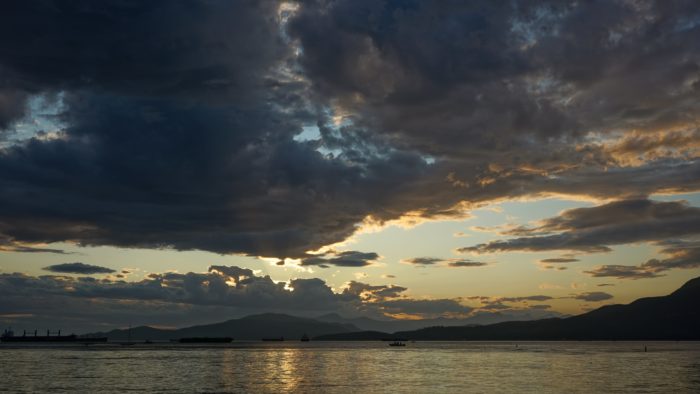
left=1, top=341, right=699, bottom=393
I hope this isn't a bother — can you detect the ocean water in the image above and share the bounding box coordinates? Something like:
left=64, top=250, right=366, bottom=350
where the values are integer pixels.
left=1, top=341, right=699, bottom=393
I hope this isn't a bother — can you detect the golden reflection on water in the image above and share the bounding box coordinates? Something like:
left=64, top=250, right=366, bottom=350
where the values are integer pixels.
left=266, top=348, right=304, bottom=391
left=2, top=342, right=700, bottom=393
left=220, top=346, right=309, bottom=391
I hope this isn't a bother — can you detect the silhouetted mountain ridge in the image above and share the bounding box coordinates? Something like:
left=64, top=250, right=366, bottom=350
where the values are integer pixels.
left=316, top=276, right=700, bottom=340
left=91, top=313, right=358, bottom=340
left=315, top=309, right=564, bottom=332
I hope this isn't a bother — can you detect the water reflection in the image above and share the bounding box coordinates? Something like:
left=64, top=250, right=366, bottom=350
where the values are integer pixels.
left=1, top=342, right=699, bottom=393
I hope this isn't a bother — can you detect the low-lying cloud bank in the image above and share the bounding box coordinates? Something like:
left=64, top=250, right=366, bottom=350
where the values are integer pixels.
left=0, top=265, right=592, bottom=331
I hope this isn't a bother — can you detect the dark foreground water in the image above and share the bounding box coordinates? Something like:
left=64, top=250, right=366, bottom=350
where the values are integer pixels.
left=1, top=341, right=699, bottom=393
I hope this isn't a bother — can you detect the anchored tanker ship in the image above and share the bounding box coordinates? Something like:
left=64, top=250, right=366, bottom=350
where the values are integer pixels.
left=1, top=329, right=107, bottom=343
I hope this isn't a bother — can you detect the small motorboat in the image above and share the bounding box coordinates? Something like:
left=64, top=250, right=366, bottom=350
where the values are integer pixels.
left=389, top=341, right=406, bottom=347
left=300, top=333, right=310, bottom=342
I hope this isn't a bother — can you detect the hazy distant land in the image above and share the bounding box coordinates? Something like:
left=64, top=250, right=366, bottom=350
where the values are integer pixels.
left=85, top=276, right=700, bottom=342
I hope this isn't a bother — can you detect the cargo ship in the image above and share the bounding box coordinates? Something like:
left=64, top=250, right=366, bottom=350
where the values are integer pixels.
left=1, top=329, right=107, bottom=343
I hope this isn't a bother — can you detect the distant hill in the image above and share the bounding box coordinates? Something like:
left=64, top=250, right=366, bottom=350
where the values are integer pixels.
left=315, top=309, right=564, bottom=333
left=90, top=277, right=700, bottom=341
left=397, top=276, right=700, bottom=340
left=90, top=313, right=358, bottom=340
left=313, top=330, right=395, bottom=341
left=317, top=276, right=700, bottom=340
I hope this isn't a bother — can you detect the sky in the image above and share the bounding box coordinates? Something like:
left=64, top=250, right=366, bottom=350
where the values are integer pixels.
left=1, top=0, right=700, bottom=333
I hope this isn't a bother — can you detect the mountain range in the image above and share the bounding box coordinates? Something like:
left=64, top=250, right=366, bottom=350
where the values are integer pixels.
left=92, top=313, right=358, bottom=340
left=315, top=309, right=565, bottom=333
left=89, top=276, right=700, bottom=341
left=317, top=276, right=700, bottom=340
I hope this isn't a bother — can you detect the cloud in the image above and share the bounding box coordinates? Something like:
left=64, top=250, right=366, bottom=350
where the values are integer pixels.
left=447, top=260, right=488, bottom=268
left=479, top=302, right=511, bottom=311
left=571, top=292, right=614, bottom=302
left=290, top=0, right=700, bottom=184
left=341, top=281, right=407, bottom=301
left=461, top=199, right=700, bottom=254
left=0, top=238, right=68, bottom=254
left=584, top=240, right=700, bottom=279
left=0, top=267, right=356, bottom=313
left=540, top=258, right=579, bottom=263
left=469, top=294, right=556, bottom=313
left=539, top=283, right=564, bottom=290
left=207, top=265, right=255, bottom=283
left=300, top=251, right=380, bottom=268
left=401, top=257, right=488, bottom=268
left=0, top=88, right=29, bottom=131
left=538, top=264, right=568, bottom=271
left=0, top=1, right=403, bottom=259
left=0, top=1, right=698, bottom=262
left=43, top=262, right=115, bottom=274
left=377, top=298, right=473, bottom=318
left=1, top=266, right=498, bottom=323
left=499, top=295, right=553, bottom=303
left=402, top=257, right=442, bottom=266
left=584, top=264, right=662, bottom=280
left=0, top=266, right=581, bottom=329
left=464, top=294, right=566, bottom=318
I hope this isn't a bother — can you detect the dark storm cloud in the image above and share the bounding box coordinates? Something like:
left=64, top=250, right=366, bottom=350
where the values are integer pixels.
left=0, top=238, right=68, bottom=254
left=0, top=0, right=345, bottom=258
left=300, top=251, right=379, bottom=268
left=585, top=240, right=700, bottom=279
left=0, top=0, right=698, bottom=261
left=284, top=0, right=700, bottom=234
left=461, top=199, right=700, bottom=254
left=0, top=88, right=28, bottom=131
left=290, top=1, right=700, bottom=157
left=0, top=1, right=287, bottom=107
left=43, top=262, right=115, bottom=275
